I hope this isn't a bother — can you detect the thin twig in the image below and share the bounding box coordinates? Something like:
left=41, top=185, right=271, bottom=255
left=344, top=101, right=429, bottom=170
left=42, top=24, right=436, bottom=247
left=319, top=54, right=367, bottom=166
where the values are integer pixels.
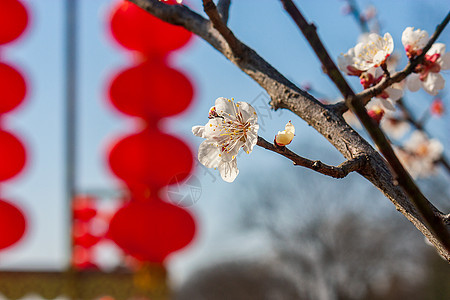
left=217, top=0, right=231, bottom=24
left=280, top=0, right=450, bottom=252
left=202, top=0, right=242, bottom=56
left=279, top=0, right=355, bottom=101
left=344, top=0, right=369, bottom=33
left=257, top=136, right=367, bottom=179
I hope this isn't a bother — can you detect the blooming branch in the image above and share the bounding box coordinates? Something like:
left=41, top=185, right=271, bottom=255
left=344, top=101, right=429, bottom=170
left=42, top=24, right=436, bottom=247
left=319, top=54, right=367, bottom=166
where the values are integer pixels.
left=257, top=136, right=367, bottom=179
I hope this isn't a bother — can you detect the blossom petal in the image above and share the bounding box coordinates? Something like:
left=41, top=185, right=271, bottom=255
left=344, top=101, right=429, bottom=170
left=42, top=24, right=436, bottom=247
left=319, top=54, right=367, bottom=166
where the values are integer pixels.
left=422, top=72, right=445, bottom=95
left=407, top=74, right=421, bottom=92
left=385, top=86, right=403, bottom=101
left=215, top=97, right=237, bottom=120
left=218, top=159, right=239, bottom=182
left=441, top=52, right=450, bottom=70
left=236, top=101, right=257, bottom=123
left=198, top=141, right=221, bottom=168
left=204, top=118, right=224, bottom=138
left=242, top=129, right=258, bottom=154
left=427, top=43, right=446, bottom=56
left=378, top=98, right=395, bottom=111
left=383, top=32, right=394, bottom=54
left=220, top=140, right=243, bottom=162
left=192, top=125, right=206, bottom=138
left=401, top=27, right=429, bottom=50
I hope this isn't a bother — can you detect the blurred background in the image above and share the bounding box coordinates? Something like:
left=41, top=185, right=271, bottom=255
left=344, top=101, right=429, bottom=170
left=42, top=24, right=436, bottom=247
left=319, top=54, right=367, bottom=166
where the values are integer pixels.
left=0, top=0, right=449, bottom=299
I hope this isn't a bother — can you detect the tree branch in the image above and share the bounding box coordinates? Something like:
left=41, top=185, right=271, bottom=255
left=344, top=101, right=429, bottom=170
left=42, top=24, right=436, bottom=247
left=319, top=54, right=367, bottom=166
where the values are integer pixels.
left=202, top=0, right=242, bottom=56
left=127, top=0, right=450, bottom=261
left=279, top=0, right=450, bottom=254
left=257, top=136, right=367, bottom=178
left=217, top=0, right=231, bottom=24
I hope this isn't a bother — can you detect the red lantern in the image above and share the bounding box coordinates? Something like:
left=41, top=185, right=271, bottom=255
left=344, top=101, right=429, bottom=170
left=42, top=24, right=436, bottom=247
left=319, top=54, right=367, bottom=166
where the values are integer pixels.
left=0, top=62, right=27, bottom=114
left=110, top=1, right=192, bottom=55
left=0, top=130, right=26, bottom=181
left=108, top=197, right=196, bottom=262
left=0, top=198, right=26, bottom=250
left=72, top=195, right=97, bottom=221
left=109, top=60, right=194, bottom=119
left=72, top=245, right=98, bottom=270
left=0, top=0, right=28, bottom=45
left=73, top=221, right=101, bottom=248
left=108, top=129, right=193, bottom=191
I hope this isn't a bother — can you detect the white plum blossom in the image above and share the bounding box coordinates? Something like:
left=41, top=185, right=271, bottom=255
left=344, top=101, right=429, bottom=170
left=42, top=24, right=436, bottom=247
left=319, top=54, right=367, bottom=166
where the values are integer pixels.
left=192, top=97, right=259, bottom=182
left=402, top=27, right=429, bottom=58
left=338, top=47, right=364, bottom=76
left=407, top=43, right=450, bottom=95
left=275, top=121, right=295, bottom=146
left=353, top=32, right=394, bottom=70
left=395, top=131, right=443, bottom=178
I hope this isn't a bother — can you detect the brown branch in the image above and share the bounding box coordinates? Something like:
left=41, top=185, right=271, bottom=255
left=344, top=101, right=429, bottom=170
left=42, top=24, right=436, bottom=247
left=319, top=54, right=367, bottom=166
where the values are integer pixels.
left=280, top=0, right=355, bottom=102
left=202, top=0, right=242, bottom=56
left=128, top=0, right=450, bottom=261
left=280, top=0, right=450, bottom=253
left=343, top=0, right=370, bottom=33
left=257, top=136, right=367, bottom=178
left=217, top=0, right=231, bottom=24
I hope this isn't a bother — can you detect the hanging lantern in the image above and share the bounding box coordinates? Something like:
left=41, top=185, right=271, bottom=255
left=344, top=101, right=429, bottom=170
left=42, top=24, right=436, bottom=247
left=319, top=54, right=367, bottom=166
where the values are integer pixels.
left=72, top=195, right=97, bottom=221
left=0, top=198, right=26, bottom=250
left=73, top=220, right=102, bottom=248
left=110, top=1, right=192, bottom=56
left=72, top=245, right=98, bottom=270
left=108, top=197, right=196, bottom=263
left=0, top=130, right=26, bottom=181
left=109, top=60, right=194, bottom=119
left=0, top=0, right=28, bottom=45
left=0, top=62, right=27, bottom=114
left=108, top=128, right=193, bottom=191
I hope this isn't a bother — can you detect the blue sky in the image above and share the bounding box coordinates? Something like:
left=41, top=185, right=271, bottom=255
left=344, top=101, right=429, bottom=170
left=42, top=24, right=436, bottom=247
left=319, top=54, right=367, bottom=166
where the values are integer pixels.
left=0, top=0, right=449, bottom=282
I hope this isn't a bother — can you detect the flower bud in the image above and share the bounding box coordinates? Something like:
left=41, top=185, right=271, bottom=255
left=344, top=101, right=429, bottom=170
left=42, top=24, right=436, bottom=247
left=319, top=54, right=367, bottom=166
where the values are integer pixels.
left=367, top=106, right=385, bottom=124
left=275, top=121, right=295, bottom=146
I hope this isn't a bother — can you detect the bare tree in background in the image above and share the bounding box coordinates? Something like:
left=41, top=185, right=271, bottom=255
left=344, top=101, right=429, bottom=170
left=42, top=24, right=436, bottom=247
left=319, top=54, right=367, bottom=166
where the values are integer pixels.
left=176, top=169, right=448, bottom=299
left=127, top=0, right=450, bottom=261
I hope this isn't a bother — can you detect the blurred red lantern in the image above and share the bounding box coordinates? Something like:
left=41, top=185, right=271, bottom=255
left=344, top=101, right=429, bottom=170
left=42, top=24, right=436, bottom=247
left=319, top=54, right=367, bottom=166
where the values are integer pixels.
left=108, top=129, right=193, bottom=191
left=72, top=195, right=97, bottom=221
left=108, top=197, right=196, bottom=262
left=0, top=130, right=26, bottom=181
left=0, top=62, right=27, bottom=114
left=0, top=0, right=28, bottom=45
left=109, top=60, right=194, bottom=119
left=0, top=198, right=26, bottom=250
left=72, top=245, right=98, bottom=270
left=73, top=221, right=101, bottom=248
left=110, top=1, right=192, bottom=55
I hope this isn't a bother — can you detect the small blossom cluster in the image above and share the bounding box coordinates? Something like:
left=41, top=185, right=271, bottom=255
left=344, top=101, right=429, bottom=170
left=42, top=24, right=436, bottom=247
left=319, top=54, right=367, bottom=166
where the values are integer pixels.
left=394, top=131, right=443, bottom=178
left=339, top=27, right=448, bottom=179
left=338, top=32, right=402, bottom=112
left=339, top=27, right=450, bottom=118
left=402, top=27, right=450, bottom=96
left=192, top=97, right=259, bottom=182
